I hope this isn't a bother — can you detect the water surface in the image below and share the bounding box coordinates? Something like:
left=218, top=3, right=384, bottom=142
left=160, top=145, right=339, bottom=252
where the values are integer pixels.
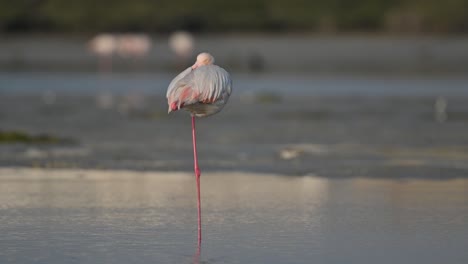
left=0, top=168, right=467, bottom=264
left=1, top=72, right=468, bottom=177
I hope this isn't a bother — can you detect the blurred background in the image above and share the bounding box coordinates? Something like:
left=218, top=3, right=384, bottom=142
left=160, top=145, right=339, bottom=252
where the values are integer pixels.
left=1, top=0, right=468, bottom=73
left=1, top=0, right=468, bottom=177
left=1, top=2, right=468, bottom=263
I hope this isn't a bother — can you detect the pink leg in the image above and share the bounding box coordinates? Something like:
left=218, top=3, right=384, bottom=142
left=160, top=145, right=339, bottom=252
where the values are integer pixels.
left=192, top=116, right=202, bottom=246
left=98, top=56, right=112, bottom=74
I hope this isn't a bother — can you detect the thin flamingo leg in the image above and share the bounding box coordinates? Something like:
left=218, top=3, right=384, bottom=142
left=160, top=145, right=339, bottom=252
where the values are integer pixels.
left=192, top=115, right=202, bottom=246
left=99, top=56, right=112, bottom=74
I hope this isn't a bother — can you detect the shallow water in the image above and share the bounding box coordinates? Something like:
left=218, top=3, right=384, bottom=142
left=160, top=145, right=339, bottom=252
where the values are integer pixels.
left=1, top=72, right=468, bottom=177
left=2, top=71, right=468, bottom=96
left=1, top=36, right=468, bottom=263
left=0, top=168, right=467, bottom=264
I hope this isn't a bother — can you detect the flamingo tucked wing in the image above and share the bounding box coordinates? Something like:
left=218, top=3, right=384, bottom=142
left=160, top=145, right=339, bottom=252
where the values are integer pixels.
left=166, top=66, right=191, bottom=98
left=166, top=67, right=200, bottom=110
left=166, top=65, right=232, bottom=116
left=190, top=65, right=232, bottom=104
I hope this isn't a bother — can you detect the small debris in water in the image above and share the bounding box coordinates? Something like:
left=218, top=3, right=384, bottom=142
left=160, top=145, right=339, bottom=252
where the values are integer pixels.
left=279, top=147, right=303, bottom=160
left=434, top=96, right=448, bottom=123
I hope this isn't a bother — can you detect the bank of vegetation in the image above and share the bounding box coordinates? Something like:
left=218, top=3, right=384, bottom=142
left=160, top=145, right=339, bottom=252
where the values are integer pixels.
left=0, top=0, right=467, bottom=33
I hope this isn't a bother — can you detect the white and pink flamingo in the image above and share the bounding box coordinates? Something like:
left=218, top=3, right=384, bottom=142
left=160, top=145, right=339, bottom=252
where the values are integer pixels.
left=166, top=52, right=232, bottom=246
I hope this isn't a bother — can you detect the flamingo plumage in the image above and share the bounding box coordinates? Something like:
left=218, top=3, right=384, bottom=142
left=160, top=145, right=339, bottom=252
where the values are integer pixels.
left=166, top=52, right=232, bottom=246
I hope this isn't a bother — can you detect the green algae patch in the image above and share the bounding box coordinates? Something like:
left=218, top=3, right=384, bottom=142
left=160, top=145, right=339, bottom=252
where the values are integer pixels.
left=0, top=130, right=75, bottom=144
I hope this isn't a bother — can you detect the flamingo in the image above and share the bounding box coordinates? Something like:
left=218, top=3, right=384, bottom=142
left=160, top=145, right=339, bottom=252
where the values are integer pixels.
left=116, top=34, right=152, bottom=59
left=166, top=52, right=232, bottom=245
left=88, top=34, right=117, bottom=73
left=168, top=31, right=195, bottom=69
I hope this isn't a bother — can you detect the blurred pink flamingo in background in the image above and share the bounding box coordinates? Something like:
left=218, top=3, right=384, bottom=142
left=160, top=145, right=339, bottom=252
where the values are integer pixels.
left=88, top=34, right=117, bottom=73
left=88, top=33, right=152, bottom=73
left=116, top=34, right=152, bottom=59
left=168, top=31, right=195, bottom=69
left=89, top=33, right=152, bottom=110
left=166, top=52, right=232, bottom=246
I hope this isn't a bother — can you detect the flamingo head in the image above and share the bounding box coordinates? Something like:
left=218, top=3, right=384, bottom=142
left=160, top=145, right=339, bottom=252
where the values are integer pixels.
left=192, top=52, right=214, bottom=69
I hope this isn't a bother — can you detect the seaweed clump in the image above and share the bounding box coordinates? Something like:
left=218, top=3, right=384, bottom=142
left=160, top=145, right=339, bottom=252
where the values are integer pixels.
left=0, top=130, right=75, bottom=144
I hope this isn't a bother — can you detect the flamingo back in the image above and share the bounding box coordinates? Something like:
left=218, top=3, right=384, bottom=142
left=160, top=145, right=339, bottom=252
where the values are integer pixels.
left=167, top=65, right=232, bottom=117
